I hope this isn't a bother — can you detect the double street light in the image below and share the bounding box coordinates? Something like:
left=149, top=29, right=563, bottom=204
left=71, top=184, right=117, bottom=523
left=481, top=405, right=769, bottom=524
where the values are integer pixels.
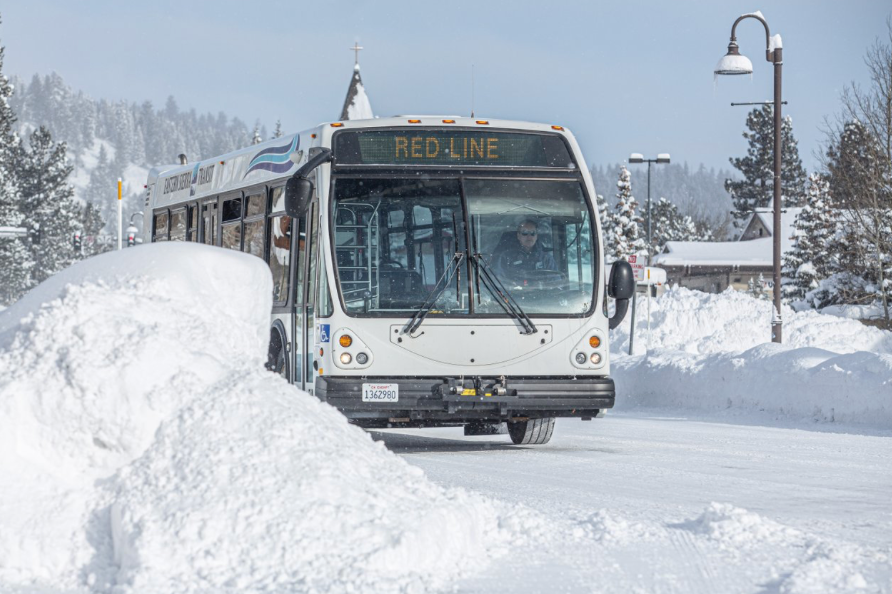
left=714, top=11, right=785, bottom=344
left=628, top=152, right=670, bottom=265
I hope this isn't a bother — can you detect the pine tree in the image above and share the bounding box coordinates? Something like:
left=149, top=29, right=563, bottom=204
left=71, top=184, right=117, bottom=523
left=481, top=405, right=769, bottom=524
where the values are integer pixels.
left=251, top=122, right=262, bottom=145
left=612, top=166, right=646, bottom=260
left=595, top=192, right=615, bottom=260
left=648, top=197, right=703, bottom=253
left=0, top=24, right=32, bottom=305
left=782, top=174, right=837, bottom=303
left=273, top=120, right=283, bottom=138
left=726, top=105, right=807, bottom=228
left=15, top=126, right=80, bottom=285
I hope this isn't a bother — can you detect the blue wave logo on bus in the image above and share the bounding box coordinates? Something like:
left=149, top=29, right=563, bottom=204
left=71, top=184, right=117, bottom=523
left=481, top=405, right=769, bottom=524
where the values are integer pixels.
left=244, top=136, right=300, bottom=178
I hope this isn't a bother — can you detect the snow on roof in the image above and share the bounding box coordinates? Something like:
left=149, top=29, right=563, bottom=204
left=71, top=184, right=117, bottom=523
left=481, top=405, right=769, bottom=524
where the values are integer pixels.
left=340, top=65, right=374, bottom=121
left=744, top=207, right=801, bottom=242
left=653, top=237, right=779, bottom=267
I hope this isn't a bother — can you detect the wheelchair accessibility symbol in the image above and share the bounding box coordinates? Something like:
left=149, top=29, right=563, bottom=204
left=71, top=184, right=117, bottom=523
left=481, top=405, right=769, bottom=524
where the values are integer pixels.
left=317, top=324, right=331, bottom=343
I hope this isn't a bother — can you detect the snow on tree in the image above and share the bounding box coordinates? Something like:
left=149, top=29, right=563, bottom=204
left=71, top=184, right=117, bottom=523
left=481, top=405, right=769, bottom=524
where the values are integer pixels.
left=273, top=120, right=283, bottom=138
left=594, top=192, right=616, bottom=259
left=251, top=122, right=262, bottom=145
left=781, top=174, right=837, bottom=303
left=15, top=126, right=81, bottom=286
left=725, top=105, right=807, bottom=228
left=612, top=166, right=647, bottom=261
left=822, top=118, right=892, bottom=322
left=648, top=197, right=706, bottom=253
left=0, top=26, right=32, bottom=305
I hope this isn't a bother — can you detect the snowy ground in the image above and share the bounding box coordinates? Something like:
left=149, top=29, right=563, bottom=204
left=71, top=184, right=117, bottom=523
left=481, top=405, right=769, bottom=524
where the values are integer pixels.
left=1, top=249, right=889, bottom=593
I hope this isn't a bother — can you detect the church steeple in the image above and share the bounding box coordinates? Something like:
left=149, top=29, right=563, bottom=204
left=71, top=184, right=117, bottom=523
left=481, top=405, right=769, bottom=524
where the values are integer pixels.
left=340, top=42, right=374, bottom=121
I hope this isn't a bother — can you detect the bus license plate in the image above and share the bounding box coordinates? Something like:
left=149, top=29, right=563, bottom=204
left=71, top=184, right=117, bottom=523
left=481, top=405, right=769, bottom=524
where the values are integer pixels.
left=362, top=383, right=399, bottom=403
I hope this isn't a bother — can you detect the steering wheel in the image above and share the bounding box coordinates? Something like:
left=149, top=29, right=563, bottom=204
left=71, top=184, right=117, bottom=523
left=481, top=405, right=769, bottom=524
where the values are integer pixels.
left=378, top=259, right=404, bottom=269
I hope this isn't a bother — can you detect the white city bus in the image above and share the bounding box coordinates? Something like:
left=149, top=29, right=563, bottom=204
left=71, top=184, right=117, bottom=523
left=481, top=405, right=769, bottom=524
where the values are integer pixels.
left=145, top=117, right=634, bottom=445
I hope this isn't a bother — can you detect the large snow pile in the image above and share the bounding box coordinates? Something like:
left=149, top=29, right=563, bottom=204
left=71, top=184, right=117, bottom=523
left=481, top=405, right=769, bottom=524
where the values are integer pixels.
left=610, top=287, right=892, bottom=428
left=0, top=243, right=540, bottom=593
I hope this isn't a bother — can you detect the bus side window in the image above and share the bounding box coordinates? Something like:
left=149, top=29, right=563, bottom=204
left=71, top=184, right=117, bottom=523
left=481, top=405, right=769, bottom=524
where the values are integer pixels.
left=243, top=191, right=265, bottom=259
left=268, top=186, right=291, bottom=304
left=187, top=204, right=200, bottom=242
left=153, top=210, right=169, bottom=242
left=169, top=208, right=187, bottom=241
left=221, top=196, right=243, bottom=251
left=202, top=201, right=217, bottom=246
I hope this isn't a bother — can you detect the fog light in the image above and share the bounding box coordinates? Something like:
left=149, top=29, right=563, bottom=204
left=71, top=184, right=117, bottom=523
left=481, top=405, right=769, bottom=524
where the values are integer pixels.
left=340, top=353, right=352, bottom=364
left=590, top=353, right=602, bottom=365
left=589, top=336, right=601, bottom=348
left=356, top=352, right=369, bottom=365
left=575, top=352, right=587, bottom=364
left=339, top=335, right=353, bottom=348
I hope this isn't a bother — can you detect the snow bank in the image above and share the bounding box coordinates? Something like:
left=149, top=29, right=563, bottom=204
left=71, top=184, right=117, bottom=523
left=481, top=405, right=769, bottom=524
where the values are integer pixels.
left=610, top=287, right=892, bottom=428
left=0, top=243, right=537, bottom=593
left=611, top=287, right=892, bottom=356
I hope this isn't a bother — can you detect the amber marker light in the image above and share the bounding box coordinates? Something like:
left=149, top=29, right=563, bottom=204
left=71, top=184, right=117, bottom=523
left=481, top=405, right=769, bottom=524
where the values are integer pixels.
left=589, top=336, right=601, bottom=348
left=330, top=123, right=344, bottom=127
left=408, top=119, right=422, bottom=124
left=339, top=335, right=353, bottom=348
left=475, top=120, right=489, bottom=125
left=442, top=119, right=456, bottom=124
left=311, top=133, right=317, bottom=139
left=552, top=125, right=564, bottom=130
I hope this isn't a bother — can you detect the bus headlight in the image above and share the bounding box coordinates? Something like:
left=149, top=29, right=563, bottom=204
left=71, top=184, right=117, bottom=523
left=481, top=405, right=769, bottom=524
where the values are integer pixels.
left=356, top=352, right=369, bottom=365
left=340, top=353, right=352, bottom=365
left=590, top=353, right=602, bottom=365
left=575, top=352, right=587, bottom=365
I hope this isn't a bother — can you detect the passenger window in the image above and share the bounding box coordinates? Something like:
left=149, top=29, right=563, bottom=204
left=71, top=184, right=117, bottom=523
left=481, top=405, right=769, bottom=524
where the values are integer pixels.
left=269, top=214, right=292, bottom=303
left=221, top=196, right=242, bottom=251
left=153, top=211, right=169, bottom=242
left=170, top=209, right=187, bottom=241
left=243, top=191, right=266, bottom=259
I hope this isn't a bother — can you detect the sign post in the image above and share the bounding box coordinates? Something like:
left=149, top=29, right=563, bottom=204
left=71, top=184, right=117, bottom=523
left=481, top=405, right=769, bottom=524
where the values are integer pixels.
left=117, top=178, right=123, bottom=251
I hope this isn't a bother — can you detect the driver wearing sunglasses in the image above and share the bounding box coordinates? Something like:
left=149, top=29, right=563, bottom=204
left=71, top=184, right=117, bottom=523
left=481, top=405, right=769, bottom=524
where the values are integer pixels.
left=492, top=219, right=556, bottom=284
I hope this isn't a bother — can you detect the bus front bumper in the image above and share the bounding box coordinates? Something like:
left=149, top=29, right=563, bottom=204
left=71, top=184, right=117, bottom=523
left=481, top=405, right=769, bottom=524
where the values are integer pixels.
left=315, top=376, right=615, bottom=427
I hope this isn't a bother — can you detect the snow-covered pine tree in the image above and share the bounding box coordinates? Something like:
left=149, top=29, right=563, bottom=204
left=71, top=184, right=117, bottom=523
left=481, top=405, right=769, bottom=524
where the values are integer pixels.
left=594, top=192, right=616, bottom=259
left=15, top=126, right=80, bottom=285
left=612, top=166, right=646, bottom=261
left=781, top=174, right=836, bottom=303
left=648, top=197, right=702, bottom=253
left=251, top=122, right=262, bottom=145
left=725, top=105, right=807, bottom=228
left=0, top=24, right=32, bottom=305
left=273, top=120, right=283, bottom=138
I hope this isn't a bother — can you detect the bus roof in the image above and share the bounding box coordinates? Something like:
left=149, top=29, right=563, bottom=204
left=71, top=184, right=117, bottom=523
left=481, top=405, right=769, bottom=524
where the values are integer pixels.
left=145, top=117, right=578, bottom=210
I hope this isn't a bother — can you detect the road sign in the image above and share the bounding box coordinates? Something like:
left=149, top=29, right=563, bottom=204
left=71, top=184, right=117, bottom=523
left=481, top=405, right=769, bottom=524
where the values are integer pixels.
left=627, top=254, right=646, bottom=282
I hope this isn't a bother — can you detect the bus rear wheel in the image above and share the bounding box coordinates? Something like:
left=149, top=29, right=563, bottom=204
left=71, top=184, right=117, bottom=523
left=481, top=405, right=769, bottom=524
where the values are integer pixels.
left=507, top=417, right=555, bottom=445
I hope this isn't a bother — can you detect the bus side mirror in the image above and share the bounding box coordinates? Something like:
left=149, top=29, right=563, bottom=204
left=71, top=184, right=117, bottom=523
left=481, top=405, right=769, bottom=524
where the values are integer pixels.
left=608, top=260, right=635, bottom=329
left=284, top=176, right=313, bottom=217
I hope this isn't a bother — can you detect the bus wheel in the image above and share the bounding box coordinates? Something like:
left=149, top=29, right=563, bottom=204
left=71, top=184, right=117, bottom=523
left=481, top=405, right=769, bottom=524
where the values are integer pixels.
left=507, top=417, right=555, bottom=445
left=266, top=328, right=287, bottom=378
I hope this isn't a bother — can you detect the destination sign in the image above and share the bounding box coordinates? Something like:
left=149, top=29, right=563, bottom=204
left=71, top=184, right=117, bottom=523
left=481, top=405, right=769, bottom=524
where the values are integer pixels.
left=334, top=130, right=574, bottom=167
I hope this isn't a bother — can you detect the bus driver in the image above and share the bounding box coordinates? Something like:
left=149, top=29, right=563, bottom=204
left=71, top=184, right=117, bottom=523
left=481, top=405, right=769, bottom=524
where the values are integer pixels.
left=492, top=219, right=556, bottom=285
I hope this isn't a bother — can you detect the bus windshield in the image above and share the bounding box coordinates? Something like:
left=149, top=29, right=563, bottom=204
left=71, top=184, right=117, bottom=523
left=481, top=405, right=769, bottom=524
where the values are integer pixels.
left=331, top=177, right=596, bottom=316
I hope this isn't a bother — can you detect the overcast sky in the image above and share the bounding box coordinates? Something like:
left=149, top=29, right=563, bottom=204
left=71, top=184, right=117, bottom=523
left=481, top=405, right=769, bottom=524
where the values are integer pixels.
left=2, top=1, right=889, bottom=173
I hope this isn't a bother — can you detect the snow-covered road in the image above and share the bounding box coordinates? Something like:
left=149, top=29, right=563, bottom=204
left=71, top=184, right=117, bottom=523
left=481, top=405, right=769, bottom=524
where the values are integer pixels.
left=375, top=414, right=892, bottom=593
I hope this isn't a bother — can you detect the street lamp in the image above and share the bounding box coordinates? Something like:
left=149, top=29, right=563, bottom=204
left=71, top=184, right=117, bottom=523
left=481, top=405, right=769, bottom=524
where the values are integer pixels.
left=714, top=11, right=784, bottom=344
left=628, top=152, right=670, bottom=265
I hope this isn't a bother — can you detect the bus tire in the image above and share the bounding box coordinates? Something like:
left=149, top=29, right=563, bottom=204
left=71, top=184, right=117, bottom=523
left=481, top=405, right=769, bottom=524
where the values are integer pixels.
left=464, top=422, right=506, bottom=436
left=507, top=417, right=555, bottom=445
left=266, top=327, right=288, bottom=379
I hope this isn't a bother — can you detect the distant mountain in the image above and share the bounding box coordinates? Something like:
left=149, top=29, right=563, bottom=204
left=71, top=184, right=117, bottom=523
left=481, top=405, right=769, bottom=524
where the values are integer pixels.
left=9, top=72, right=263, bottom=235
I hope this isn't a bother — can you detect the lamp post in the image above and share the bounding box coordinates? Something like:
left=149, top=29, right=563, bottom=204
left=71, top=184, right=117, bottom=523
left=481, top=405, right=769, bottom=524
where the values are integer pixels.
left=714, top=11, right=784, bottom=344
left=628, top=153, right=670, bottom=265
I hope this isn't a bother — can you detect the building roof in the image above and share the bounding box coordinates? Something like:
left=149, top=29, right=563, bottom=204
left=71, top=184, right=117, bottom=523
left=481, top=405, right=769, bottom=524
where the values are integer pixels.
left=740, top=207, right=802, bottom=242
left=653, top=208, right=802, bottom=268
left=340, top=65, right=374, bottom=121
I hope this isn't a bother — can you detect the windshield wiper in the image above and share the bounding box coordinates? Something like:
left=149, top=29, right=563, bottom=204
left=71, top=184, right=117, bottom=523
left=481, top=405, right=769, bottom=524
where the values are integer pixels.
left=404, top=252, right=465, bottom=337
left=470, top=254, right=538, bottom=335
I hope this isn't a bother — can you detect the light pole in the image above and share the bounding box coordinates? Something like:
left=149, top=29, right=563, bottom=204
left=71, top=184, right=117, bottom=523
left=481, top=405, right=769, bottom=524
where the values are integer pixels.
left=714, top=11, right=784, bottom=344
left=628, top=153, right=670, bottom=264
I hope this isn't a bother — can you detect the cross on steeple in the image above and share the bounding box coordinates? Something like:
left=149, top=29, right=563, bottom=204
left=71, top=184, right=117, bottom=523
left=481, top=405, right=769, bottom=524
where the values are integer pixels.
left=350, top=42, right=363, bottom=67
